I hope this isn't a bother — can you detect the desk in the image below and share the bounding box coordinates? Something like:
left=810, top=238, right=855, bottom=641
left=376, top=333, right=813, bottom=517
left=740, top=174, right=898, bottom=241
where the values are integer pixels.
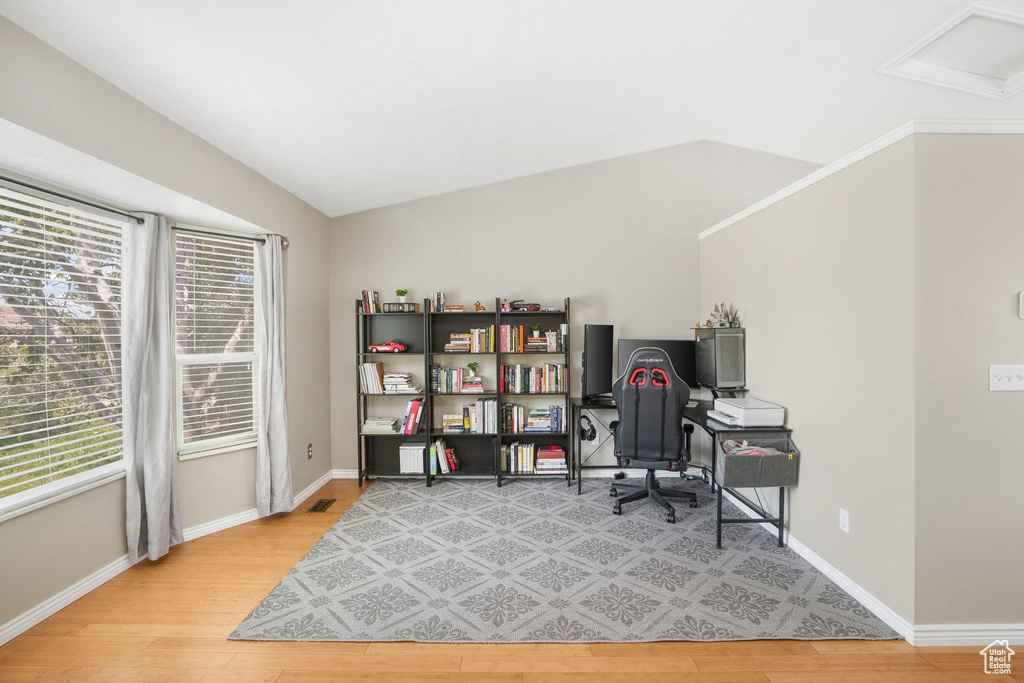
left=569, top=396, right=793, bottom=547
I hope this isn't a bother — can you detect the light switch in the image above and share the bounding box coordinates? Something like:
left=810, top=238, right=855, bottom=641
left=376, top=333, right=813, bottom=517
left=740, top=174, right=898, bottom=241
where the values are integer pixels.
left=990, top=365, right=1024, bottom=391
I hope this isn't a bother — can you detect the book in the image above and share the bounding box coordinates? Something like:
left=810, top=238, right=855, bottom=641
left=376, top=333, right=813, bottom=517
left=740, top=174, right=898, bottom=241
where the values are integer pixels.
left=429, top=292, right=446, bottom=313
left=383, top=303, right=419, bottom=313
left=499, top=363, right=566, bottom=394
left=358, top=362, right=385, bottom=394
left=363, top=416, right=399, bottom=433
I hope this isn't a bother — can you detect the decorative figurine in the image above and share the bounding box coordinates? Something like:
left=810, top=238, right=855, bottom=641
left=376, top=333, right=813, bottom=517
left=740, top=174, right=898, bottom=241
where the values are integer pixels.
left=368, top=340, right=409, bottom=353
left=474, top=300, right=486, bottom=311
left=501, top=298, right=510, bottom=312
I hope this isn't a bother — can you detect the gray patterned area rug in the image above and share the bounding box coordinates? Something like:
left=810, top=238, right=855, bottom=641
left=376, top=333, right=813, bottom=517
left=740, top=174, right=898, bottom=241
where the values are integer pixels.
left=230, top=477, right=899, bottom=643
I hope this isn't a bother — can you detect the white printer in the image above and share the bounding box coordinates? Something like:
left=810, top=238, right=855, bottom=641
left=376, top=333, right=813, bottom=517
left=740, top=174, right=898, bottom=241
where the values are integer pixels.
left=707, top=398, right=785, bottom=427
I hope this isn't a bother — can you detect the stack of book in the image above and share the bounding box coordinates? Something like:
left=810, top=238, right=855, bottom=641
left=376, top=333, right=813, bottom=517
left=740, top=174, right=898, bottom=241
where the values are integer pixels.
left=499, top=363, right=566, bottom=394
left=362, top=416, right=399, bottom=433
left=441, top=413, right=465, bottom=434
left=461, top=375, right=484, bottom=393
left=399, top=441, right=426, bottom=474
left=358, top=362, right=384, bottom=394
left=535, top=445, right=567, bottom=474
left=429, top=292, right=446, bottom=312
left=400, top=398, right=425, bottom=434
left=444, top=333, right=472, bottom=353
left=430, top=437, right=459, bottom=474
left=524, top=335, right=549, bottom=353
left=431, top=366, right=487, bottom=394
left=443, top=305, right=464, bottom=312
left=500, top=324, right=568, bottom=352
left=383, top=373, right=422, bottom=394
left=359, top=289, right=381, bottom=313
left=443, top=328, right=493, bottom=352
left=525, top=405, right=565, bottom=433
left=500, top=403, right=565, bottom=433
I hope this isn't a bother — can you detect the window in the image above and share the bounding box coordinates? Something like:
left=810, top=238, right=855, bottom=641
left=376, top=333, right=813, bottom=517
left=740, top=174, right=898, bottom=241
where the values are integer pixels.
left=174, top=230, right=259, bottom=456
left=0, top=184, right=125, bottom=507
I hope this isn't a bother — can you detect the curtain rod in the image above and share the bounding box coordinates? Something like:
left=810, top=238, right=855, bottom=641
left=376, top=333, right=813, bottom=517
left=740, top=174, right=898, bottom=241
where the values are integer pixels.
left=0, top=173, right=145, bottom=225
left=175, top=223, right=289, bottom=248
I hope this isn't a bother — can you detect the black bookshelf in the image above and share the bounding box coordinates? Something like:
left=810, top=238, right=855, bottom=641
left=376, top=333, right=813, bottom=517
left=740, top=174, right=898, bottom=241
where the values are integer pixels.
left=355, top=296, right=571, bottom=487
left=354, top=299, right=431, bottom=486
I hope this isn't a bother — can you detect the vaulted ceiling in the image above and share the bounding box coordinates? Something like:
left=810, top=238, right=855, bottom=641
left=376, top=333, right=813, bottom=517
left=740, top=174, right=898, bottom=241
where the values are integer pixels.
left=2, top=0, right=1024, bottom=216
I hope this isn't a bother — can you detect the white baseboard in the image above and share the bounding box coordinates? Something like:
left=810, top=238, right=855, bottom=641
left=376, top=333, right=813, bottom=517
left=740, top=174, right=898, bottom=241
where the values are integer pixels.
left=718, top=488, right=915, bottom=643
left=291, top=470, right=335, bottom=511
left=0, top=552, right=131, bottom=647
left=912, top=624, right=1024, bottom=647
left=332, top=469, right=359, bottom=479
left=181, top=507, right=260, bottom=542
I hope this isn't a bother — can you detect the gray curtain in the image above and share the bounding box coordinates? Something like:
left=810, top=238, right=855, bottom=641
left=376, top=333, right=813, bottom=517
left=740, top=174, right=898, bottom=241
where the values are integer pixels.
left=122, top=213, right=182, bottom=564
left=256, top=235, right=292, bottom=515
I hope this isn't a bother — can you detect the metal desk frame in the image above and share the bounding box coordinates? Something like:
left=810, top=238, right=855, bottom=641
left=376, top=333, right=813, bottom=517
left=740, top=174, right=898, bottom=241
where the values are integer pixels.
left=569, top=397, right=793, bottom=548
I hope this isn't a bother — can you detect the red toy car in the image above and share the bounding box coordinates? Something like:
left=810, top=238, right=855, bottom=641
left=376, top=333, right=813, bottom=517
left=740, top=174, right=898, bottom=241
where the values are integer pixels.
left=368, top=340, right=409, bottom=353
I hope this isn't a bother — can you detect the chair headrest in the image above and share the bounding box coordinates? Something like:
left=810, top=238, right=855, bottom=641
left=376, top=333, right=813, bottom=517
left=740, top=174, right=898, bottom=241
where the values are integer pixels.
left=614, top=346, right=684, bottom=390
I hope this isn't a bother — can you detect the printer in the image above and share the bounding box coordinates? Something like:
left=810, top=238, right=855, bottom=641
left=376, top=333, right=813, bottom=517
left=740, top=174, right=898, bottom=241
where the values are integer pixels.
left=707, top=398, right=785, bottom=427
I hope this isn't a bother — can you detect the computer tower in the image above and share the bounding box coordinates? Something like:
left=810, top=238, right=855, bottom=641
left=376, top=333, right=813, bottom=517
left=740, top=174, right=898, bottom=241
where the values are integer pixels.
left=695, top=327, right=745, bottom=389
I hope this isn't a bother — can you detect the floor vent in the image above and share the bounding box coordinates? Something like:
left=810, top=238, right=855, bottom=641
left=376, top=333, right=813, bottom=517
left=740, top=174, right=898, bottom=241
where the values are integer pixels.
left=307, top=498, right=336, bottom=513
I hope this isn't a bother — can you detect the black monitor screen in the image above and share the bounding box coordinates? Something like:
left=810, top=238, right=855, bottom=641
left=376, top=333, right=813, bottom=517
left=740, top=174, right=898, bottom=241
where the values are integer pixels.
left=582, top=324, right=614, bottom=397
left=617, top=339, right=697, bottom=387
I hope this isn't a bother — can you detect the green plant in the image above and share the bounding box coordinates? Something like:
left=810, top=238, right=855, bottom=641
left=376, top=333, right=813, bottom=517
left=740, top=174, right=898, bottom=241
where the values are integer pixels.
left=395, top=288, right=408, bottom=297
left=530, top=323, right=543, bottom=332
left=467, top=361, right=479, bottom=374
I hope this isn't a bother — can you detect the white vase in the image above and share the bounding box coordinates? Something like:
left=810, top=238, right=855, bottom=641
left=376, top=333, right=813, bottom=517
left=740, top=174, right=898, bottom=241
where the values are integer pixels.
left=398, top=295, right=407, bottom=303
left=531, top=331, right=541, bottom=338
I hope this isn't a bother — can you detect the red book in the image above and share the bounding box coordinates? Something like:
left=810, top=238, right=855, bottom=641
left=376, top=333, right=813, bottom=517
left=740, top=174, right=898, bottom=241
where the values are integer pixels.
left=406, top=399, right=421, bottom=435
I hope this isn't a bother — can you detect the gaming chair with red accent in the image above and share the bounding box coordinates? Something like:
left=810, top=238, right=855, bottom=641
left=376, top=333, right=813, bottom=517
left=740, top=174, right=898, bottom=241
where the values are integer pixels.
left=610, top=346, right=698, bottom=523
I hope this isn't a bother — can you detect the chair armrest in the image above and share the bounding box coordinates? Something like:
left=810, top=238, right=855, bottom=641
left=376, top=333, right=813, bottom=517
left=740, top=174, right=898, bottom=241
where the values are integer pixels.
left=683, top=423, right=693, bottom=455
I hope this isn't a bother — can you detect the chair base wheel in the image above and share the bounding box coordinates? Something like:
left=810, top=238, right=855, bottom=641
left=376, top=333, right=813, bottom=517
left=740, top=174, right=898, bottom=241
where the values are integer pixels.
left=665, top=512, right=675, bottom=524
left=609, top=487, right=617, bottom=497
left=612, top=503, right=622, bottom=515
left=689, top=501, right=699, bottom=509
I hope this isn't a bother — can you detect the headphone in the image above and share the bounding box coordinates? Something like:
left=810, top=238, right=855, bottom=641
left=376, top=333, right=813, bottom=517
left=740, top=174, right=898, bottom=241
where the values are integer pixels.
left=577, top=415, right=597, bottom=442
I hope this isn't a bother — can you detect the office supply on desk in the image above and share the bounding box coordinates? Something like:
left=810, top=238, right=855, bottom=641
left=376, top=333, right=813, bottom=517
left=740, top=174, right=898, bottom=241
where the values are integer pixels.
left=582, top=324, right=614, bottom=400
left=608, top=347, right=698, bottom=523
left=711, top=397, right=785, bottom=427
left=617, top=338, right=697, bottom=386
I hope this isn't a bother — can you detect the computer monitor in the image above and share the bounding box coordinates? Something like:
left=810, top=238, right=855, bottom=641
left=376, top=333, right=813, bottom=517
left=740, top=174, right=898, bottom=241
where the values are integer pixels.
left=617, top=338, right=697, bottom=387
left=582, top=324, right=614, bottom=398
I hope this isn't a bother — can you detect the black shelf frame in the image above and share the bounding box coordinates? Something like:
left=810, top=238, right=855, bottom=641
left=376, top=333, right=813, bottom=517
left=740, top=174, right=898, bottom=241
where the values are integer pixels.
left=355, top=296, right=571, bottom=488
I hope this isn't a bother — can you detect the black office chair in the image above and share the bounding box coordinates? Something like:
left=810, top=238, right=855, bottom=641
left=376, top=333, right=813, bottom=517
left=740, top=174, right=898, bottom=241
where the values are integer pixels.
left=609, top=347, right=697, bottom=523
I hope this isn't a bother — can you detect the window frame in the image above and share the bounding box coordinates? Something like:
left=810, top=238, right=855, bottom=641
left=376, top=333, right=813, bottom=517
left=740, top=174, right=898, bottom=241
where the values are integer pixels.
left=172, top=227, right=261, bottom=460
left=0, top=178, right=128, bottom=521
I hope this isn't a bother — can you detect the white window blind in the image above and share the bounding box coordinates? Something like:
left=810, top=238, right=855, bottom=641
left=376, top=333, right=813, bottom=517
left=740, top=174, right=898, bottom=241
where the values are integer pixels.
left=0, top=184, right=125, bottom=505
left=174, top=231, right=259, bottom=454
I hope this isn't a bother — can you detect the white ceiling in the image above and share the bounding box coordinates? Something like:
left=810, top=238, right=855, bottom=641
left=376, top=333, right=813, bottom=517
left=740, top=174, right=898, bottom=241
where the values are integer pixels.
left=2, top=0, right=1024, bottom=217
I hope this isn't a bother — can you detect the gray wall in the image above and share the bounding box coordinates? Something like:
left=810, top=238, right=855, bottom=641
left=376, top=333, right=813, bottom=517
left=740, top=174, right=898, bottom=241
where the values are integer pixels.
left=699, top=138, right=919, bottom=623
left=0, top=17, right=333, bottom=626
left=328, top=141, right=819, bottom=471
left=914, top=134, right=1024, bottom=625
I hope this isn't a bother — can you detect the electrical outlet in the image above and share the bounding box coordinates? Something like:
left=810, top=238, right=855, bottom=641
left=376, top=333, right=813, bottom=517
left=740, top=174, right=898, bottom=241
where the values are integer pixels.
left=307, top=443, right=313, bottom=460
left=990, top=365, right=1024, bottom=391
left=839, top=508, right=850, bottom=534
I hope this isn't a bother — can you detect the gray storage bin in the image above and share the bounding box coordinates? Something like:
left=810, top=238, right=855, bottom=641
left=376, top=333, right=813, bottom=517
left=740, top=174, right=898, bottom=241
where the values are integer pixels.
left=716, top=437, right=800, bottom=488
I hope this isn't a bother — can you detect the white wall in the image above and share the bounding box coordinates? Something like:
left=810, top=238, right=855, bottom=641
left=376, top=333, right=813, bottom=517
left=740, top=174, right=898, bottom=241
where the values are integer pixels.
left=914, top=133, right=1024, bottom=625
left=0, top=17, right=332, bottom=627
left=699, top=137, right=919, bottom=623
left=328, top=141, right=819, bottom=472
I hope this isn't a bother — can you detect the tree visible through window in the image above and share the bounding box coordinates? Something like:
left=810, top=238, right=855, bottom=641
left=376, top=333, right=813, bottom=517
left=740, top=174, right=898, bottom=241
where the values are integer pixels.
left=0, top=185, right=124, bottom=502
left=174, top=231, right=258, bottom=453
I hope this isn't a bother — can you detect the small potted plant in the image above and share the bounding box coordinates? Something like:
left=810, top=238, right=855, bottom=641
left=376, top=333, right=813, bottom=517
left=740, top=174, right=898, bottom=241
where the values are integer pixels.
left=467, top=361, right=479, bottom=377
left=395, top=288, right=408, bottom=303
left=530, top=323, right=543, bottom=338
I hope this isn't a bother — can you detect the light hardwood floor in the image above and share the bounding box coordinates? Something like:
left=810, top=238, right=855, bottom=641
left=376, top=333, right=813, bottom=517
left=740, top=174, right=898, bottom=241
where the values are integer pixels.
left=1, top=479, right=1017, bottom=682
